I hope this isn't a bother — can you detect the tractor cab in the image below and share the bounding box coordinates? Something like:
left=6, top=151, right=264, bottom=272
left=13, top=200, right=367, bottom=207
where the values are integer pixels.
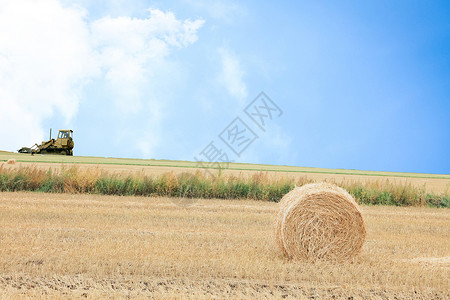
left=58, top=130, right=73, bottom=140
left=55, top=130, right=74, bottom=149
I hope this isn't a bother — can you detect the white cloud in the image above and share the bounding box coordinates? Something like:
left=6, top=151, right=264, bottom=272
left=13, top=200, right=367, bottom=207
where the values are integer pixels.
left=0, top=1, right=204, bottom=154
left=218, top=48, right=247, bottom=102
left=91, top=9, right=204, bottom=114
left=0, top=0, right=97, bottom=149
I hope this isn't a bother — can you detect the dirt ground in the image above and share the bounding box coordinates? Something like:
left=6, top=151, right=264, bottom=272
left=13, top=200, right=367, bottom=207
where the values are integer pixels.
left=0, top=192, right=448, bottom=299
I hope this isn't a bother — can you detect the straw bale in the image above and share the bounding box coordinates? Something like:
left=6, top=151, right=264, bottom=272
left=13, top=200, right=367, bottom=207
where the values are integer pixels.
left=274, top=183, right=366, bottom=261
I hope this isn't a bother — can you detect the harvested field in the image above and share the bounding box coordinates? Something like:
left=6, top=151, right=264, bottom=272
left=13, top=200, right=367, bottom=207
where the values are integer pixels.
left=0, top=192, right=448, bottom=298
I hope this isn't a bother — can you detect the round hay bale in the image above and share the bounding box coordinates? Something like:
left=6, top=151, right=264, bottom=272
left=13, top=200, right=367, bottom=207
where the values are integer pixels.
left=7, top=159, right=16, bottom=165
left=274, top=182, right=366, bottom=261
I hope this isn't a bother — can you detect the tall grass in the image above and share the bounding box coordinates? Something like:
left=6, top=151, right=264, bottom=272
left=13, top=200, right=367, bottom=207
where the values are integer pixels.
left=0, top=164, right=448, bottom=207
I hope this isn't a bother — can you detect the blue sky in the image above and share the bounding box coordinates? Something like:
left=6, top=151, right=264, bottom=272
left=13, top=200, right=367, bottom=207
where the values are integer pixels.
left=0, top=0, right=449, bottom=174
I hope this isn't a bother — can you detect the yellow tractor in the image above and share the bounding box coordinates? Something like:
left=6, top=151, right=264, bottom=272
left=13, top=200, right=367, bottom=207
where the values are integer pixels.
left=18, top=129, right=74, bottom=156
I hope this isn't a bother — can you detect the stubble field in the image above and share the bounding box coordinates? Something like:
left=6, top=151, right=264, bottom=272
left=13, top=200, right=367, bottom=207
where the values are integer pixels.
left=0, top=153, right=449, bottom=298
left=0, top=191, right=448, bottom=299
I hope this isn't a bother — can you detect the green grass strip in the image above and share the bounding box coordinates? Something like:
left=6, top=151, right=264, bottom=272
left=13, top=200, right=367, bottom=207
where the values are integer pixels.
left=0, top=165, right=448, bottom=208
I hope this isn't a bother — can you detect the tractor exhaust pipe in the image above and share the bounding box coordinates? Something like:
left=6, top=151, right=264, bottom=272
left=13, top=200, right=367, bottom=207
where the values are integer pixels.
left=49, top=128, right=52, bottom=140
